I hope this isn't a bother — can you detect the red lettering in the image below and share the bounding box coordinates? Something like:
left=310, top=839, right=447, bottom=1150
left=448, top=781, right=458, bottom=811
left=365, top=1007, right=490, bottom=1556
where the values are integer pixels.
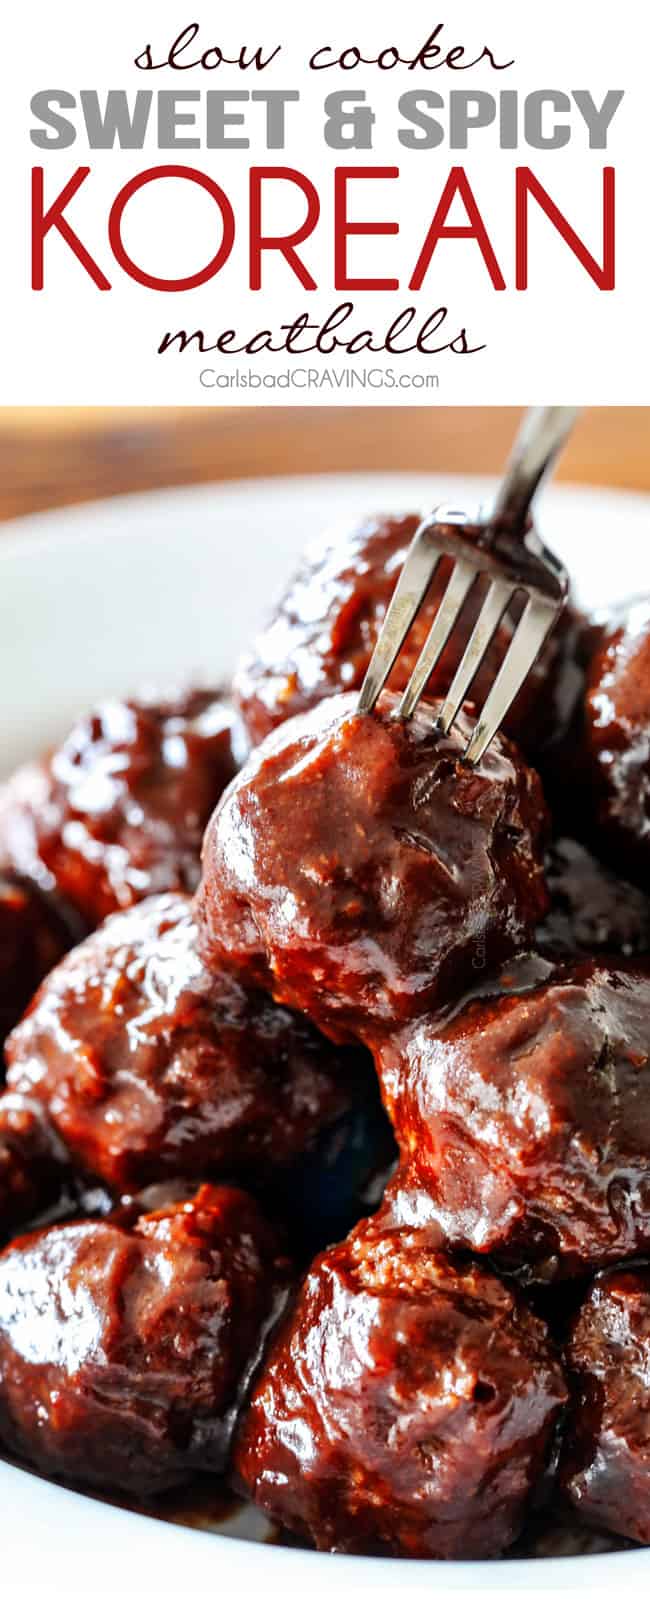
left=334, top=168, right=400, bottom=290
left=516, top=166, right=615, bottom=290
left=249, top=167, right=320, bottom=290
left=32, top=167, right=110, bottom=291
left=409, top=166, right=505, bottom=291
left=108, top=165, right=235, bottom=291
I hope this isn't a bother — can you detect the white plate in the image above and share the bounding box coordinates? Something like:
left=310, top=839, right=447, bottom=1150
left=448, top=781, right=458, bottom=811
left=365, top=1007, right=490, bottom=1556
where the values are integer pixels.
left=1, top=471, right=650, bottom=1595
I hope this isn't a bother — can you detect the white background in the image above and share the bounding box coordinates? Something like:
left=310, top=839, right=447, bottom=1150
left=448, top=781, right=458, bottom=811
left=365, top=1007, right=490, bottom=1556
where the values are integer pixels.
left=1, top=0, right=647, bottom=404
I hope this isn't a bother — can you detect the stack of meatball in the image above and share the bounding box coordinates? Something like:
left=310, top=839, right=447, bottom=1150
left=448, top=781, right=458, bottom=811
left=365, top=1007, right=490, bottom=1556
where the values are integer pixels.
left=1, top=513, right=650, bottom=1561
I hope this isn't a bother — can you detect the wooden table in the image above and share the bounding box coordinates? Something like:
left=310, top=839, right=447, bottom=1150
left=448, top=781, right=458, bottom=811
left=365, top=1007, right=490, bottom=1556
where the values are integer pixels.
left=0, top=408, right=647, bottom=523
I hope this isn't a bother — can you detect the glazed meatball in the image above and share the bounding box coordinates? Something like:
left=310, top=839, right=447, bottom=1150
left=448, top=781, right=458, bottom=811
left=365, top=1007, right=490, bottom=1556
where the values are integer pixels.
left=568, top=599, right=650, bottom=885
left=5, top=893, right=365, bottom=1196
left=0, top=1183, right=290, bottom=1495
left=0, top=688, right=248, bottom=927
left=196, top=693, right=549, bottom=1045
left=233, top=511, right=584, bottom=758
left=560, top=1267, right=650, bottom=1544
left=376, top=958, right=650, bottom=1279
left=0, top=872, right=76, bottom=1051
left=234, top=1217, right=566, bottom=1559
left=537, top=837, right=650, bottom=960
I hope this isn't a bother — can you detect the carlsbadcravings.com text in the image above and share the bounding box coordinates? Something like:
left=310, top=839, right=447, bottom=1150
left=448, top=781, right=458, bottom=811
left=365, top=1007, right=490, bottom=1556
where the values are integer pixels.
left=198, top=368, right=440, bottom=391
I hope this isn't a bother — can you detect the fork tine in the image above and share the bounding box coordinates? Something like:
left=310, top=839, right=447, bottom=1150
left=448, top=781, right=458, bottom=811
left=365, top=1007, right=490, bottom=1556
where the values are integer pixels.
left=357, top=520, right=443, bottom=714
left=397, top=559, right=477, bottom=720
left=464, top=596, right=559, bottom=766
left=438, top=578, right=514, bottom=735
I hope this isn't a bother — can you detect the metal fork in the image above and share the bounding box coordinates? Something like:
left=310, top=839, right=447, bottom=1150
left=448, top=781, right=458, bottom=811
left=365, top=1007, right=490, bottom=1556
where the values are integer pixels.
left=357, top=407, right=577, bottom=765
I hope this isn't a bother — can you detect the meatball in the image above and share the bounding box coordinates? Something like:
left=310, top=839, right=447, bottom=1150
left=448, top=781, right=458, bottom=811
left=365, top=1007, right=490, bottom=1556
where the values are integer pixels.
left=0, top=1183, right=290, bottom=1495
left=196, top=693, right=548, bottom=1045
left=570, top=599, right=650, bottom=885
left=233, top=511, right=584, bottom=758
left=0, top=688, right=248, bottom=927
left=0, top=872, right=76, bottom=1051
left=537, top=837, right=650, bottom=960
left=5, top=893, right=365, bottom=1196
left=560, top=1267, right=650, bottom=1544
left=234, top=1217, right=566, bottom=1559
left=375, top=958, right=650, bottom=1279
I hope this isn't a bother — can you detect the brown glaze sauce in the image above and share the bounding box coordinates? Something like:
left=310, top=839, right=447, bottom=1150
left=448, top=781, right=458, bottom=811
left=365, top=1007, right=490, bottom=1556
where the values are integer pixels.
left=2, top=555, right=650, bottom=1561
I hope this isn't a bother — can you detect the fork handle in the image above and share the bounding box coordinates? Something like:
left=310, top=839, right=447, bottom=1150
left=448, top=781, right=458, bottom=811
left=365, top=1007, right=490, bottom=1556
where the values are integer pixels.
left=488, top=407, right=579, bottom=536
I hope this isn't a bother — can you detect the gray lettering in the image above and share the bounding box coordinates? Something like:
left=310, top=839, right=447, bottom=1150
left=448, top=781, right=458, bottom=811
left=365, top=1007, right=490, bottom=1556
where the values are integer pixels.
left=206, top=91, right=249, bottom=148
left=158, top=91, right=200, bottom=148
left=79, top=89, right=152, bottom=149
left=397, top=91, right=444, bottom=149
left=30, top=90, right=77, bottom=149
left=323, top=92, right=374, bottom=150
left=250, top=90, right=299, bottom=149
left=524, top=91, right=571, bottom=149
left=498, top=90, right=518, bottom=149
left=572, top=89, right=624, bottom=148
left=449, top=91, right=496, bottom=149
